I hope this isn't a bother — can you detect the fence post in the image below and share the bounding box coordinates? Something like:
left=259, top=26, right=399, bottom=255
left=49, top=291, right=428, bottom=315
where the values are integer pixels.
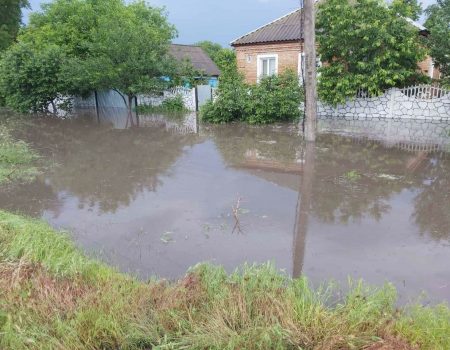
left=94, top=90, right=100, bottom=123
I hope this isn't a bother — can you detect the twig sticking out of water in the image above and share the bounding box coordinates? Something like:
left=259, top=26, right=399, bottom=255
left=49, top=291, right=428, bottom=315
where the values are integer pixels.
left=232, top=196, right=243, bottom=234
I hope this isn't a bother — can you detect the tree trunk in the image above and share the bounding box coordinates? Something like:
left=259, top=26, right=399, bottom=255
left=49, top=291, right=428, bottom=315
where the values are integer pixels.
left=292, top=141, right=315, bottom=278
left=50, top=100, right=57, bottom=116
left=303, top=0, right=318, bottom=142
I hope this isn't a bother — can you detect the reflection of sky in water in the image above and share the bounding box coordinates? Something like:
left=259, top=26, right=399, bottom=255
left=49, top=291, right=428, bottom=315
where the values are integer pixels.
left=0, top=114, right=449, bottom=304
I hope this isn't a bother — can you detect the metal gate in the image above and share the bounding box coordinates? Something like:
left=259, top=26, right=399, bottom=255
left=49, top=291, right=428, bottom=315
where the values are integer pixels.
left=196, top=85, right=212, bottom=111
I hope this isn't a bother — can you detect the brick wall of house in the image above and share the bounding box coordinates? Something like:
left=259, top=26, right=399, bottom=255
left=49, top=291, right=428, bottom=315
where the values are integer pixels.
left=235, top=42, right=440, bottom=84
left=418, top=56, right=441, bottom=80
left=235, top=42, right=303, bottom=84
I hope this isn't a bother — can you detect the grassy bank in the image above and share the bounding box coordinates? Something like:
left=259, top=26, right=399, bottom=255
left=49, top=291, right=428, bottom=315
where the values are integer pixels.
left=0, top=124, right=40, bottom=185
left=0, top=212, right=449, bottom=349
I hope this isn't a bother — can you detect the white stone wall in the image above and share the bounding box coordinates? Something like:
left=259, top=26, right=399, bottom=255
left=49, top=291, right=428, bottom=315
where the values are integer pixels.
left=318, top=88, right=450, bottom=121
left=137, top=87, right=196, bottom=112
left=74, top=87, right=197, bottom=112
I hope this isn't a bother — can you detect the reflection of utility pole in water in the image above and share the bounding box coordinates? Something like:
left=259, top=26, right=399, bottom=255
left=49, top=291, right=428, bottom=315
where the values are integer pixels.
left=292, top=141, right=315, bottom=278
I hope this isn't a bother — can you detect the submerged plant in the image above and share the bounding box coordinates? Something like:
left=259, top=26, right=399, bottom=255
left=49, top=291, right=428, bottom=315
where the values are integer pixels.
left=0, top=126, right=40, bottom=184
left=344, top=170, right=362, bottom=181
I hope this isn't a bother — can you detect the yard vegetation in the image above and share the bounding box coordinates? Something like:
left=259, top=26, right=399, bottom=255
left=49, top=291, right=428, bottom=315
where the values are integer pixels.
left=0, top=123, right=40, bottom=185
left=316, top=0, right=428, bottom=105
left=425, top=0, right=450, bottom=87
left=0, top=0, right=177, bottom=116
left=0, top=211, right=449, bottom=349
left=137, top=95, right=188, bottom=114
left=201, top=69, right=303, bottom=124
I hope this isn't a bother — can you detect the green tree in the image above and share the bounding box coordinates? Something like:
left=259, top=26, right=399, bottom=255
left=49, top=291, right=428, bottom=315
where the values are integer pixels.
left=196, top=40, right=236, bottom=73
left=0, top=0, right=176, bottom=116
left=317, top=0, right=427, bottom=105
left=425, top=0, right=450, bottom=87
left=0, top=0, right=29, bottom=51
left=0, top=42, right=66, bottom=113
left=390, top=0, right=423, bottom=20
left=84, top=1, right=176, bottom=123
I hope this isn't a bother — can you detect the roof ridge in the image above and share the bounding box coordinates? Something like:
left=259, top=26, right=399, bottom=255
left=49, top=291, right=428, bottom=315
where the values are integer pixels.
left=170, top=43, right=201, bottom=48
left=230, top=8, right=301, bottom=46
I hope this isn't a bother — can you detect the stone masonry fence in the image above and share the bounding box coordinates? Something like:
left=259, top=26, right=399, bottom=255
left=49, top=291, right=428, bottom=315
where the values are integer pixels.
left=317, top=85, right=450, bottom=121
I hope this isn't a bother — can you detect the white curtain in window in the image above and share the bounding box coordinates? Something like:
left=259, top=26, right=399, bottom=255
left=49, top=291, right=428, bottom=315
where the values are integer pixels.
left=261, top=57, right=276, bottom=77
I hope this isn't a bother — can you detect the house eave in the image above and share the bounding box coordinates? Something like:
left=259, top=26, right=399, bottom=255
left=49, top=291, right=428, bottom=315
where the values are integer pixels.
left=231, top=39, right=303, bottom=48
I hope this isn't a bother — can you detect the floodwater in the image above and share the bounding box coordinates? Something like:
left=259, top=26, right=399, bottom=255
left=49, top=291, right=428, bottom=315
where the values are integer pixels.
left=1, top=109, right=450, bottom=304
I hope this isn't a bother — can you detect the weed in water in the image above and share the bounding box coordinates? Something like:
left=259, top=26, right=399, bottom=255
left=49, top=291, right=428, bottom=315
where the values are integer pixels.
left=0, top=126, right=40, bottom=184
left=344, top=170, right=362, bottom=181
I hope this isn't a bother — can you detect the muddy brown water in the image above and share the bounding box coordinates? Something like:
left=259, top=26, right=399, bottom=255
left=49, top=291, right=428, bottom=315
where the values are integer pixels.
left=1, top=109, right=450, bottom=304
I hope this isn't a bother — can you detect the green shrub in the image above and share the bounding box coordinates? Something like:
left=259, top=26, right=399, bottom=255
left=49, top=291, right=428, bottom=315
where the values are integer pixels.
left=160, top=95, right=187, bottom=112
left=201, top=70, right=303, bottom=124
left=201, top=70, right=249, bottom=123
left=137, top=94, right=187, bottom=114
left=246, top=70, right=303, bottom=124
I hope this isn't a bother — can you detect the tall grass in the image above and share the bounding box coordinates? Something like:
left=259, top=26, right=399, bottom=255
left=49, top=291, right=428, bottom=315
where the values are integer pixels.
left=0, top=211, right=449, bottom=349
left=0, top=126, right=40, bottom=184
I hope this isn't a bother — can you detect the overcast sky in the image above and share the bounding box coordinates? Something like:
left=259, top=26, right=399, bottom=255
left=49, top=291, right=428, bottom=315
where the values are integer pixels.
left=25, top=0, right=437, bottom=47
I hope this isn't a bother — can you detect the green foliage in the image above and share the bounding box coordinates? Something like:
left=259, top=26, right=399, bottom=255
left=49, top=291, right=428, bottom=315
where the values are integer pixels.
left=85, top=1, right=176, bottom=98
left=0, top=211, right=449, bottom=349
left=245, top=70, right=303, bottom=124
left=344, top=170, right=362, bottom=181
left=202, top=70, right=303, bottom=124
left=0, top=125, right=40, bottom=184
left=137, top=95, right=187, bottom=114
left=0, top=42, right=66, bottom=113
left=395, top=304, right=450, bottom=349
left=425, top=0, right=450, bottom=87
left=171, top=58, right=208, bottom=87
left=201, top=68, right=249, bottom=123
left=0, top=0, right=176, bottom=113
left=160, top=95, right=187, bottom=112
left=317, top=0, right=427, bottom=105
left=0, top=0, right=29, bottom=51
left=390, top=0, right=423, bottom=20
left=196, top=40, right=237, bottom=73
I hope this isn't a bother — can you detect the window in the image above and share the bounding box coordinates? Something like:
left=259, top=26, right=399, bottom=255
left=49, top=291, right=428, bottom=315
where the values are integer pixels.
left=257, top=54, right=278, bottom=81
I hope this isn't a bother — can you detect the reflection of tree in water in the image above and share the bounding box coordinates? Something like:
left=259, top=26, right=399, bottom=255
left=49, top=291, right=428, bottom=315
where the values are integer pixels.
left=412, top=153, right=450, bottom=241
left=16, top=119, right=200, bottom=213
left=0, top=180, right=60, bottom=218
left=212, top=126, right=435, bottom=224
left=311, top=135, right=416, bottom=224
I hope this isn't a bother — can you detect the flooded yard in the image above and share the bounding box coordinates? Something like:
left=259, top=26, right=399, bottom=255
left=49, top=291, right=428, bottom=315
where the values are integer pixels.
left=1, top=110, right=449, bottom=304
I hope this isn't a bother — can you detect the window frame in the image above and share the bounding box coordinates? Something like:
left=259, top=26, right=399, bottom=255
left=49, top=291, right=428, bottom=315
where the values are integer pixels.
left=257, top=54, right=279, bottom=82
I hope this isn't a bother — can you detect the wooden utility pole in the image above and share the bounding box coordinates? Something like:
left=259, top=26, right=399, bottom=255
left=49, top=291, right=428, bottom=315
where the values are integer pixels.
left=303, top=0, right=317, bottom=142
